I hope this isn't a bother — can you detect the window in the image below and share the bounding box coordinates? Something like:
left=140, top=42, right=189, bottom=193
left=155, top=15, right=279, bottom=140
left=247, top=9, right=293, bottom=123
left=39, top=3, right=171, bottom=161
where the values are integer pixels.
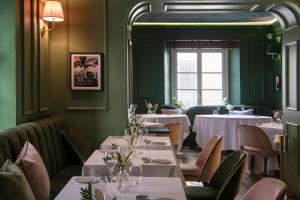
left=172, top=49, right=228, bottom=108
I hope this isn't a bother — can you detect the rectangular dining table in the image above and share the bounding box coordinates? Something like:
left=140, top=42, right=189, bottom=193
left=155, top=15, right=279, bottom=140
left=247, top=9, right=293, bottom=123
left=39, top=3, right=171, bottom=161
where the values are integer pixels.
left=82, top=149, right=180, bottom=177
left=140, top=114, right=191, bottom=151
left=100, top=136, right=173, bottom=151
left=55, top=176, right=187, bottom=200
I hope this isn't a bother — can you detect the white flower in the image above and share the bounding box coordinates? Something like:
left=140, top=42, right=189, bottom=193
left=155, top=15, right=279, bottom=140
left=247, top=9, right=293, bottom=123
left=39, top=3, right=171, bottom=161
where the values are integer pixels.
left=226, top=104, right=234, bottom=110
left=147, top=103, right=153, bottom=109
left=222, top=97, right=228, bottom=106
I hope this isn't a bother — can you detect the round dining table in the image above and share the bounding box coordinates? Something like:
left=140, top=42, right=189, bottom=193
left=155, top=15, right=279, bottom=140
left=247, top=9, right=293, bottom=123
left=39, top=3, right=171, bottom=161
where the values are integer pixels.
left=193, top=114, right=273, bottom=150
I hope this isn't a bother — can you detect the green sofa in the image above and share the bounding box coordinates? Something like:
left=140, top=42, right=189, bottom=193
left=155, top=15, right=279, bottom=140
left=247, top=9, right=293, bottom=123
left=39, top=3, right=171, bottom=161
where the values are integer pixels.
left=0, top=116, right=82, bottom=199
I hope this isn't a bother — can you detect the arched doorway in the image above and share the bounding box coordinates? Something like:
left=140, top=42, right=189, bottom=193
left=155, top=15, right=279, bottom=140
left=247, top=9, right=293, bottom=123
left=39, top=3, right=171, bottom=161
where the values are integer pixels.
left=126, top=1, right=300, bottom=198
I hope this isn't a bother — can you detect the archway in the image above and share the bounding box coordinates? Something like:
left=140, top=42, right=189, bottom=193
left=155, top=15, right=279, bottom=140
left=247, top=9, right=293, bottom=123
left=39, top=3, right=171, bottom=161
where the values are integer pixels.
left=126, top=0, right=300, bottom=198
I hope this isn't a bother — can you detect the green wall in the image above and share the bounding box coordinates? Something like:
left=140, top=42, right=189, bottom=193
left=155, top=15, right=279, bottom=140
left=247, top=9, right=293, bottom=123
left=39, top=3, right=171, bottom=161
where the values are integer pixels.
left=131, top=26, right=279, bottom=108
left=0, top=0, right=17, bottom=129
left=228, top=48, right=241, bottom=104
left=0, top=0, right=282, bottom=146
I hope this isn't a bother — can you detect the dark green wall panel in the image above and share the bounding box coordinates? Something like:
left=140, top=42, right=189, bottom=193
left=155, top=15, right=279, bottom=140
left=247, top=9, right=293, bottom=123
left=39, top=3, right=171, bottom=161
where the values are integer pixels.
left=228, top=48, right=240, bottom=104
left=132, top=26, right=279, bottom=108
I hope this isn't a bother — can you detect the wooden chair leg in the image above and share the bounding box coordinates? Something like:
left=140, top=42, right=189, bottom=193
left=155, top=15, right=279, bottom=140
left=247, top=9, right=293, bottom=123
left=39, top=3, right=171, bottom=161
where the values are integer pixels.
left=250, top=155, right=254, bottom=175
left=264, top=157, right=268, bottom=177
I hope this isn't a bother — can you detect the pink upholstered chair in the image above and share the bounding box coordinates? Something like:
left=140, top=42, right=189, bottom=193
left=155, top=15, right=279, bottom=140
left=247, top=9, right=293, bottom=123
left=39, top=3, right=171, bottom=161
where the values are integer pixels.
left=161, top=109, right=182, bottom=115
left=164, top=123, right=181, bottom=149
left=238, top=125, right=279, bottom=176
left=242, top=178, right=287, bottom=200
left=180, top=135, right=223, bottom=183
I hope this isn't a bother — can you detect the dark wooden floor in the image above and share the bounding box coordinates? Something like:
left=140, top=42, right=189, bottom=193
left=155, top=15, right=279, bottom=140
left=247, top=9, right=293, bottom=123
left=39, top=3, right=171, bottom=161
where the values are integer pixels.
left=179, top=147, right=277, bottom=199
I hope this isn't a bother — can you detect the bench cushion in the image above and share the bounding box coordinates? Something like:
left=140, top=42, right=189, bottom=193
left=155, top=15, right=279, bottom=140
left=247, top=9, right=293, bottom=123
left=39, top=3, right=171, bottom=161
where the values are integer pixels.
left=0, top=160, right=35, bottom=200
left=0, top=116, right=83, bottom=200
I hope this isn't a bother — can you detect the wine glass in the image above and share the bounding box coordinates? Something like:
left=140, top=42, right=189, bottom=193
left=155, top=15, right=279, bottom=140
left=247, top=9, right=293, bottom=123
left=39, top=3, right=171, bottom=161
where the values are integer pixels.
left=154, top=104, right=158, bottom=114
left=241, top=105, right=245, bottom=111
left=216, top=105, right=221, bottom=114
left=128, top=164, right=143, bottom=185
left=141, top=128, right=151, bottom=146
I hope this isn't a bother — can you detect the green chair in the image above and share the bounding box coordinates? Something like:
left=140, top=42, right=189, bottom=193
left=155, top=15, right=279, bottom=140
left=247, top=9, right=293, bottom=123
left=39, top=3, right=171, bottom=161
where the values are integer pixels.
left=184, top=150, right=247, bottom=200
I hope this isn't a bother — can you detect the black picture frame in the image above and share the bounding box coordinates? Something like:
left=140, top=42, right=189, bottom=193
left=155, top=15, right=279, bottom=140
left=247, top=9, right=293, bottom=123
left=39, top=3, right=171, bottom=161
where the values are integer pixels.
left=70, top=53, right=104, bottom=91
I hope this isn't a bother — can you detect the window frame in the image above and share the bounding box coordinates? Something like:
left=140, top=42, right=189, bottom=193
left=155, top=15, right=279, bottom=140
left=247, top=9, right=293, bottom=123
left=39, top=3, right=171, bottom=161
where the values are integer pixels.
left=171, top=48, right=228, bottom=107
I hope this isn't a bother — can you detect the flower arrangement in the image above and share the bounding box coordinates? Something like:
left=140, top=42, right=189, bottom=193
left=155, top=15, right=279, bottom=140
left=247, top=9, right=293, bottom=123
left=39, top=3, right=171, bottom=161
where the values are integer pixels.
left=103, top=146, right=133, bottom=192
left=144, top=100, right=153, bottom=110
left=103, top=150, right=133, bottom=172
left=222, top=97, right=233, bottom=111
left=171, top=97, right=184, bottom=109
left=222, top=97, right=229, bottom=106
left=127, top=104, right=144, bottom=142
left=80, top=183, right=105, bottom=200
left=273, top=110, right=283, bottom=122
left=226, top=104, right=234, bottom=111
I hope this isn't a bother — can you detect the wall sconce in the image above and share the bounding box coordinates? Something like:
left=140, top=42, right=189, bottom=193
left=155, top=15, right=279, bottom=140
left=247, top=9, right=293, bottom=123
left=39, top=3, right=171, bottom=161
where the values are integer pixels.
left=41, top=1, right=64, bottom=37
left=266, top=44, right=281, bottom=61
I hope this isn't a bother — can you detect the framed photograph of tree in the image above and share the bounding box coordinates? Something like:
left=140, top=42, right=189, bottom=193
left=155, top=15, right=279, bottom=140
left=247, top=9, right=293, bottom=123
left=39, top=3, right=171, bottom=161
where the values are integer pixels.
left=70, top=53, right=103, bottom=91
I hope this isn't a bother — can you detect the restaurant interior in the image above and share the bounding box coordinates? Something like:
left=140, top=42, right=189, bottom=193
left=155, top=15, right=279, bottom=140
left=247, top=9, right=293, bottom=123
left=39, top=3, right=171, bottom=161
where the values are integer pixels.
left=0, top=0, right=300, bottom=200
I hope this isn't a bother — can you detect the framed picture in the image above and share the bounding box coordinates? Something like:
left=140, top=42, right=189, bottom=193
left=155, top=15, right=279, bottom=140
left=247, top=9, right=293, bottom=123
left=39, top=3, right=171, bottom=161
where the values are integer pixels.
left=70, top=53, right=103, bottom=91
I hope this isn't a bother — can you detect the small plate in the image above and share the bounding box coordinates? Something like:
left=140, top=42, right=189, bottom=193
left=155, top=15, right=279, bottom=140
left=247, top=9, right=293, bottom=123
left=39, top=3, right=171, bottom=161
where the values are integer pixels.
left=151, top=142, right=166, bottom=145
left=152, top=159, right=172, bottom=164
left=141, top=157, right=151, bottom=163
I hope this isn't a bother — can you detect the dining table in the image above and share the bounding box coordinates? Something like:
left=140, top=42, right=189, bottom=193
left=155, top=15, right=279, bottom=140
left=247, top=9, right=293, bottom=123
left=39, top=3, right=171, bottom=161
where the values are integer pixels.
left=82, top=149, right=180, bottom=178
left=252, top=122, right=283, bottom=174
left=55, top=176, right=187, bottom=200
left=140, top=114, right=191, bottom=151
left=193, top=114, right=273, bottom=150
left=100, top=136, right=173, bottom=151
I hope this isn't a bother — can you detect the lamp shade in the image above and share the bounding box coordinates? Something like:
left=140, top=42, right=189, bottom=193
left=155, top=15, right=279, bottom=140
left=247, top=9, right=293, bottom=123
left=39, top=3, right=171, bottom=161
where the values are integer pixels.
left=266, top=44, right=280, bottom=55
left=42, top=1, right=64, bottom=22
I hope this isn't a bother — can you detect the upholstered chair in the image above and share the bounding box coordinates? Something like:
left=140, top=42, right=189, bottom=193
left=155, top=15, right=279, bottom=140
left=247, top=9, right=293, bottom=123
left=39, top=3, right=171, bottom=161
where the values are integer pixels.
left=184, top=150, right=247, bottom=200
left=164, top=123, right=181, bottom=149
left=242, top=178, right=287, bottom=200
left=180, top=135, right=223, bottom=183
left=238, top=125, right=279, bottom=176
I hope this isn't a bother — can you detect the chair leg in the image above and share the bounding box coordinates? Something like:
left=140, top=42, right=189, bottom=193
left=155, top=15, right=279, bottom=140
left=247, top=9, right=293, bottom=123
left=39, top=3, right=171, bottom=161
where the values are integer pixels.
left=264, top=157, right=268, bottom=177
left=277, top=154, right=281, bottom=168
left=250, top=155, right=254, bottom=175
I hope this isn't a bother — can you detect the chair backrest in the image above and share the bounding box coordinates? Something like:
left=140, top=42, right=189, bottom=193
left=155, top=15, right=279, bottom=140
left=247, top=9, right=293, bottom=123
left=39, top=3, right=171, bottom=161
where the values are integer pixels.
left=209, top=150, right=247, bottom=200
left=0, top=116, right=68, bottom=178
left=242, top=178, right=287, bottom=200
left=164, top=123, right=181, bottom=148
left=238, top=125, right=274, bottom=156
left=196, top=135, right=223, bottom=182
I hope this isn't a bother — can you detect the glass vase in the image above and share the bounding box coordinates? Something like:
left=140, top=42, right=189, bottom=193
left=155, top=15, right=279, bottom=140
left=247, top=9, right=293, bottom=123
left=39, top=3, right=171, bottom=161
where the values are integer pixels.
left=116, top=169, right=129, bottom=193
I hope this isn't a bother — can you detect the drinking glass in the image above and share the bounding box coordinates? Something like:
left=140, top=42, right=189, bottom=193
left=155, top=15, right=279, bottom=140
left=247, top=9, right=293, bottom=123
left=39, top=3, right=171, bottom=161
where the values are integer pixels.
left=212, top=110, right=218, bottom=115
left=104, top=152, right=116, bottom=178
left=103, top=176, right=118, bottom=200
left=154, top=104, right=158, bottom=114
left=128, top=164, right=143, bottom=185
left=241, top=105, right=245, bottom=111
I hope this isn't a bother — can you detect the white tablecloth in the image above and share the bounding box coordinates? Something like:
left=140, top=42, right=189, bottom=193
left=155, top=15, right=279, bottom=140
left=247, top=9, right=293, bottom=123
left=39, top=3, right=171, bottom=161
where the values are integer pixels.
left=141, top=114, right=191, bottom=151
left=193, top=114, right=272, bottom=150
left=83, top=150, right=179, bottom=177
left=100, top=136, right=172, bottom=151
left=55, top=177, right=187, bottom=200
